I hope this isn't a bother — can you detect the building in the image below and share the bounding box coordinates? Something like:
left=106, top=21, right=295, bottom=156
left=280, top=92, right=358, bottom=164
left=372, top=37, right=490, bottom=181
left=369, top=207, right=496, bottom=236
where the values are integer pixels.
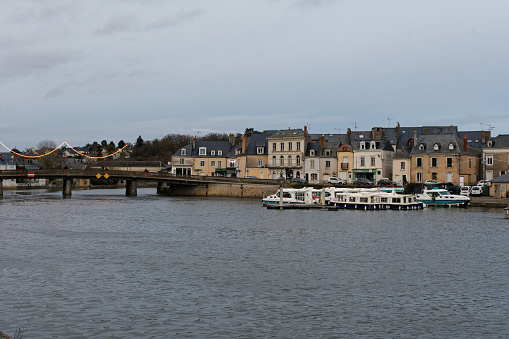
left=236, top=133, right=271, bottom=179
left=267, top=128, right=309, bottom=180
left=410, top=132, right=481, bottom=186
left=482, top=134, right=509, bottom=181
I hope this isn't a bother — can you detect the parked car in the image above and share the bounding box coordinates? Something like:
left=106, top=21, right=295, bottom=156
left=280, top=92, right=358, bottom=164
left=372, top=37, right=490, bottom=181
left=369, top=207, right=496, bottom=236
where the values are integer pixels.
left=377, top=179, right=396, bottom=187
left=477, top=180, right=490, bottom=187
left=460, top=186, right=471, bottom=196
left=290, top=177, right=306, bottom=184
left=447, top=185, right=460, bottom=195
left=470, top=185, right=483, bottom=195
left=425, top=180, right=440, bottom=185
left=353, top=178, right=373, bottom=186
left=327, top=177, right=346, bottom=185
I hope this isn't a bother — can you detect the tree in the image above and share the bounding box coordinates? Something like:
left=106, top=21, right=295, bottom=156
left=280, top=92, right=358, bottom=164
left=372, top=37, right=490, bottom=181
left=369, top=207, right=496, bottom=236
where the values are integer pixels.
left=118, top=140, right=126, bottom=149
left=37, top=140, right=60, bottom=169
left=101, top=140, right=108, bottom=147
left=135, top=135, right=144, bottom=148
left=105, top=142, right=116, bottom=155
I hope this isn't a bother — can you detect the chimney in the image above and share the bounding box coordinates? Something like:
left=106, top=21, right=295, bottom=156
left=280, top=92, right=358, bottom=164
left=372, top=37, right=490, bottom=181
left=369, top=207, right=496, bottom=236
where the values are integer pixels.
left=464, top=134, right=468, bottom=151
left=192, top=137, right=196, bottom=149
left=414, top=130, right=417, bottom=145
left=304, top=125, right=308, bottom=135
left=229, top=133, right=235, bottom=146
left=242, top=135, right=248, bottom=153
left=320, top=135, right=325, bottom=149
left=347, top=128, right=351, bottom=144
left=482, top=130, right=491, bottom=143
left=396, top=122, right=401, bottom=139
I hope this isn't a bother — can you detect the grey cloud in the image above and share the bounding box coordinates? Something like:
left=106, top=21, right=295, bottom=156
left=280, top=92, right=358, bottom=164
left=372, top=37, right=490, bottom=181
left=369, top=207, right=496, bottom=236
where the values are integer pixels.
left=293, top=0, right=338, bottom=8
left=96, top=15, right=138, bottom=34
left=143, top=9, right=204, bottom=31
left=0, top=52, right=77, bottom=79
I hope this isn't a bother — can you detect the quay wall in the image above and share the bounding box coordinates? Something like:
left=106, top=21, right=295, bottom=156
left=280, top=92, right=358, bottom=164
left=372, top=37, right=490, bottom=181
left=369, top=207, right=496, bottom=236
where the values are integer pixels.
left=161, top=182, right=279, bottom=198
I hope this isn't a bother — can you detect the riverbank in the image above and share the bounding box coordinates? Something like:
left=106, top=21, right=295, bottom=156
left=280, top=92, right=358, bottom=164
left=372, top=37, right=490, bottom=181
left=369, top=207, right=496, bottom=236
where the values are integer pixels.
left=469, top=196, right=509, bottom=208
left=0, top=330, right=10, bottom=339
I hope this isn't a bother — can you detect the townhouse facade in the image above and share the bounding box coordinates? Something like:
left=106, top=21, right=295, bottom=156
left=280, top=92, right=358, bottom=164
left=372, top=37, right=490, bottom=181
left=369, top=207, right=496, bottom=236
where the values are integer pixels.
left=236, top=133, right=270, bottom=179
left=482, top=134, right=509, bottom=181
left=267, top=128, right=309, bottom=180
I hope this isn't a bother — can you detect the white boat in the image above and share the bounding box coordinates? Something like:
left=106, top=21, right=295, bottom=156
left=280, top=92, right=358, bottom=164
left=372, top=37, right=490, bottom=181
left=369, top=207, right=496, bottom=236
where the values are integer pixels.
left=417, top=188, right=470, bottom=207
left=329, top=188, right=423, bottom=210
left=262, top=187, right=321, bottom=206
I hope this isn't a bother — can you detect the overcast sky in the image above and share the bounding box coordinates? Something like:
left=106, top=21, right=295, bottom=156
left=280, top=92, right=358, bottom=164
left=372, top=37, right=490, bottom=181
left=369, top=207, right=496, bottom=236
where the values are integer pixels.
left=1, top=0, right=508, bottom=149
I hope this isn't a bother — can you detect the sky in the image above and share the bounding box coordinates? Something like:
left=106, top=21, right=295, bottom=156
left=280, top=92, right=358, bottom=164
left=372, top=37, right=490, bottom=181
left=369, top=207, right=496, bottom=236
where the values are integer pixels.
left=1, top=0, right=508, bottom=150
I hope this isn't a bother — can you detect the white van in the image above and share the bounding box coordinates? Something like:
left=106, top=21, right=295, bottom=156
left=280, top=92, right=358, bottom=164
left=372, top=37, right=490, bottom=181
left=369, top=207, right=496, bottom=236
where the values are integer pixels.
left=460, top=186, right=471, bottom=196
left=470, top=186, right=483, bottom=195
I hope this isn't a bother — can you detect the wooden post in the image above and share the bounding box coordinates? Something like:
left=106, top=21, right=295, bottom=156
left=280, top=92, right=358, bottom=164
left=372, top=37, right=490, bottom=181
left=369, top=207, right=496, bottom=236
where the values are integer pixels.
left=322, top=187, right=326, bottom=208
left=279, top=186, right=283, bottom=210
left=126, top=179, right=137, bottom=197
left=0, top=178, right=3, bottom=199
left=63, top=178, right=72, bottom=199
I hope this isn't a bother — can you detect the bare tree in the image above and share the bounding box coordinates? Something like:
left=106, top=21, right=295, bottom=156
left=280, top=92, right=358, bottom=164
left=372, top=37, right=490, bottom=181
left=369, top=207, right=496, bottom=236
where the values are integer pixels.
left=36, top=140, right=60, bottom=169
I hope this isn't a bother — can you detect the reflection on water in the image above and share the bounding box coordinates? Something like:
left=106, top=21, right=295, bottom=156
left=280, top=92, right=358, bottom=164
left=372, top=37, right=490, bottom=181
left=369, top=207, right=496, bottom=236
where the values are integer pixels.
left=1, top=188, right=509, bottom=337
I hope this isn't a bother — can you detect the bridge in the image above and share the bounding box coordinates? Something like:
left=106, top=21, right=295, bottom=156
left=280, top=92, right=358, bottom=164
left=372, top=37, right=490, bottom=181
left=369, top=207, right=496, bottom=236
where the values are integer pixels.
left=0, top=169, right=281, bottom=199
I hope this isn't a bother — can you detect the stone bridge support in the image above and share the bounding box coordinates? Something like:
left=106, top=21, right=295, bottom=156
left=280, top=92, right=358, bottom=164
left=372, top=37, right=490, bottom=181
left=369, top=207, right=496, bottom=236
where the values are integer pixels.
left=126, top=179, right=138, bottom=197
left=63, top=178, right=73, bottom=199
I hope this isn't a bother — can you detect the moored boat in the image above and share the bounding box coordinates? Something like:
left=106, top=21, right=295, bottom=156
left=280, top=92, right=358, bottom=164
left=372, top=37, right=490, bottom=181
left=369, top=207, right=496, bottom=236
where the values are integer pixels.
left=417, top=188, right=470, bottom=208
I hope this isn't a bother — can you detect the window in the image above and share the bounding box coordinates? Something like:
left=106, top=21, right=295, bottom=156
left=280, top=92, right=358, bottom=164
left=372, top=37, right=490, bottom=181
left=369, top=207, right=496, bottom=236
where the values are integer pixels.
left=326, top=150, right=330, bottom=156
left=258, top=158, right=263, bottom=167
left=288, top=156, right=292, bottom=166
left=401, top=162, right=405, bottom=170
left=296, top=155, right=301, bottom=166
left=218, top=161, right=222, bottom=168
left=311, top=173, right=318, bottom=181
left=416, top=172, right=422, bottom=182
left=469, top=158, right=472, bottom=168
left=310, top=160, right=315, bottom=169
left=181, top=149, right=186, bottom=156
left=179, top=159, right=184, bottom=165
left=200, top=161, right=205, bottom=167
left=343, top=147, right=348, bottom=151
left=280, top=156, right=284, bottom=166
left=218, top=150, right=222, bottom=156
left=416, top=157, right=422, bottom=168
left=431, top=157, right=437, bottom=167
left=360, top=142, right=365, bottom=150
left=325, top=160, right=331, bottom=168
left=272, top=156, right=276, bottom=166
left=310, top=150, right=315, bottom=156
left=486, top=154, right=493, bottom=166
left=199, top=147, right=206, bottom=155
left=371, top=156, right=376, bottom=166
left=272, top=143, right=276, bottom=152
left=360, top=157, right=365, bottom=166
left=419, top=144, right=425, bottom=151
left=211, top=150, right=215, bottom=156
left=257, top=147, right=264, bottom=154
left=280, top=143, right=284, bottom=151
left=288, top=143, right=293, bottom=151
left=449, top=143, right=454, bottom=150
left=446, top=157, right=453, bottom=168
left=297, top=142, right=301, bottom=150
left=211, top=161, right=216, bottom=167
left=431, top=172, right=437, bottom=180
left=370, top=141, right=376, bottom=149
left=434, top=143, right=439, bottom=151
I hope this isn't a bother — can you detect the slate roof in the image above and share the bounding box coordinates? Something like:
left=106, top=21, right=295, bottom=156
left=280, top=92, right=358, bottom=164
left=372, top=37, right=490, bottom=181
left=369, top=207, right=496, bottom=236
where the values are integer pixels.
left=489, top=134, right=509, bottom=148
left=410, top=134, right=480, bottom=155
left=490, top=172, right=509, bottom=183
left=269, top=129, right=306, bottom=138
left=244, top=133, right=269, bottom=155
left=173, top=141, right=234, bottom=158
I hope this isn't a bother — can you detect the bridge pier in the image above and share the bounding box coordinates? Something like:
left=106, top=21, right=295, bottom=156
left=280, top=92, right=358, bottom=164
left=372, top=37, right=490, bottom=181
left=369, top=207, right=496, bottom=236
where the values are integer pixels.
left=63, top=178, right=73, bottom=199
left=126, top=179, right=137, bottom=197
left=157, top=181, right=169, bottom=195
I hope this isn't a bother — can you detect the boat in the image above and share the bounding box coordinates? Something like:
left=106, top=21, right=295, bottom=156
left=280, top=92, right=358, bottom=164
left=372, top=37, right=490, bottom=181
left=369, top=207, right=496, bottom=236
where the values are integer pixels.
left=416, top=188, right=470, bottom=207
left=329, top=188, right=423, bottom=210
left=505, top=206, right=509, bottom=219
left=262, top=187, right=321, bottom=206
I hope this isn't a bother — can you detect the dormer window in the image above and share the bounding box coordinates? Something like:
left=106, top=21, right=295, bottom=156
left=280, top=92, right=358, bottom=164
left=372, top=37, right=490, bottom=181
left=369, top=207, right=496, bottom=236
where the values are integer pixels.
left=257, top=147, right=264, bottom=154
left=325, top=150, right=330, bottom=156
left=181, top=149, right=186, bottom=156
left=419, top=143, right=425, bottom=150
left=218, top=150, right=223, bottom=156
left=448, top=143, right=454, bottom=150
left=211, top=150, right=216, bottom=156
left=487, top=140, right=493, bottom=147
left=434, top=143, right=439, bottom=151
left=360, top=142, right=365, bottom=150
left=370, top=141, right=376, bottom=149
left=310, top=150, right=315, bottom=156
left=199, top=147, right=207, bottom=156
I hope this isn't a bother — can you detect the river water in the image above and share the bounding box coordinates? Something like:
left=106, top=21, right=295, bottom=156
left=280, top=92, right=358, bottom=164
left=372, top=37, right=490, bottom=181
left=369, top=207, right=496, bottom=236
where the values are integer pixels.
left=1, top=188, right=509, bottom=338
